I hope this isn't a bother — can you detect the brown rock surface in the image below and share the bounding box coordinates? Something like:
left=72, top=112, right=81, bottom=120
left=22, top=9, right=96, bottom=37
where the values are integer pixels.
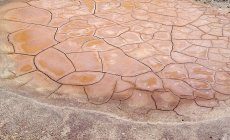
left=1, top=1, right=230, bottom=138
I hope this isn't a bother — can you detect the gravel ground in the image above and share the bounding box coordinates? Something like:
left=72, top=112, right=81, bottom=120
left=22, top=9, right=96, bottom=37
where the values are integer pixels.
left=1, top=89, right=230, bottom=140
left=196, top=0, right=230, bottom=8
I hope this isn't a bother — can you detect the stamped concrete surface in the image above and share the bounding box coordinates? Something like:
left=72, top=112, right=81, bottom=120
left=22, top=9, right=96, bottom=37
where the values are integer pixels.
left=0, top=0, right=230, bottom=139
left=1, top=89, right=230, bottom=140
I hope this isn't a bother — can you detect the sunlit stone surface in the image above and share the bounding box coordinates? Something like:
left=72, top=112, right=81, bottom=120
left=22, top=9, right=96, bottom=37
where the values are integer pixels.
left=0, top=0, right=230, bottom=122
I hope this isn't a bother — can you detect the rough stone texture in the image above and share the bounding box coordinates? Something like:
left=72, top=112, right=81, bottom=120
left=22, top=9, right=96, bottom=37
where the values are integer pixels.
left=1, top=89, right=230, bottom=139
left=0, top=0, right=230, bottom=138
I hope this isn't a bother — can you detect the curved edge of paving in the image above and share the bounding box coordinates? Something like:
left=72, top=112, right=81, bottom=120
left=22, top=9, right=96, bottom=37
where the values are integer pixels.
left=1, top=0, right=230, bottom=124
left=1, top=88, right=230, bottom=140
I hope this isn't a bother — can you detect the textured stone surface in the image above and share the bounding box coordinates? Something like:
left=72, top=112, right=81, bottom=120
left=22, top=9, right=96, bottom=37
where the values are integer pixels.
left=0, top=0, right=230, bottom=127
left=1, top=89, right=230, bottom=139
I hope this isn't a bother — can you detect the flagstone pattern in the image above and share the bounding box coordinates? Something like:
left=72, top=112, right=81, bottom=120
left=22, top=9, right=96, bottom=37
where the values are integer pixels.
left=0, top=0, right=230, bottom=118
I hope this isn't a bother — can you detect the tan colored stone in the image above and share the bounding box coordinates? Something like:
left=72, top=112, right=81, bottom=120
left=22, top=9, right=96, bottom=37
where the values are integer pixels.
left=8, top=54, right=35, bottom=76
left=16, top=71, right=60, bottom=96
left=127, top=43, right=161, bottom=60
left=154, top=32, right=171, bottom=40
left=183, top=45, right=208, bottom=59
left=185, top=79, right=210, bottom=90
left=95, top=25, right=129, bottom=38
left=51, top=85, right=87, bottom=103
left=85, top=74, right=119, bottom=104
left=160, top=64, right=188, bottom=80
left=215, top=92, right=230, bottom=101
left=82, top=38, right=115, bottom=51
left=9, top=25, right=57, bottom=55
left=148, top=39, right=172, bottom=55
left=136, top=72, right=163, bottom=91
left=115, top=79, right=134, bottom=93
left=100, top=49, right=150, bottom=76
left=4, top=6, right=51, bottom=25
left=174, top=99, right=212, bottom=117
left=112, top=89, right=134, bottom=101
left=35, top=48, right=75, bottom=80
left=142, top=57, right=165, bottom=72
left=152, top=91, right=180, bottom=110
left=120, top=32, right=143, bottom=44
left=119, top=90, right=156, bottom=113
left=68, top=52, right=102, bottom=71
left=195, top=98, right=218, bottom=108
left=171, top=52, right=197, bottom=63
left=57, top=20, right=95, bottom=40
left=58, top=72, right=104, bottom=85
left=194, top=90, right=215, bottom=99
left=0, top=20, right=30, bottom=33
left=185, top=63, right=214, bottom=82
left=215, top=72, right=230, bottom=85
left=163, top=79, right=194, bottom=98
left=213, top=85, right=230, bottom=95
left=54, top=36, right=94, bottom=53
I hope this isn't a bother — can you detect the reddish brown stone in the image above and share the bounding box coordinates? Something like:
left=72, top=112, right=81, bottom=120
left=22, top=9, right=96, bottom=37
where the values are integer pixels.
left=68, top=52, right=102, bottom=71
left=58, top=72, right=104, bottom=85
left=100, top=50, right=150, bottom=76
left=136, top=72, right=163, bottom=91
left=85, top=74, right=119, bottom=104
left=4, top=6, right=51, bottom=25
left=9, top=25, right=57, bottom=55
left=35, top=48, right=75, bottom=80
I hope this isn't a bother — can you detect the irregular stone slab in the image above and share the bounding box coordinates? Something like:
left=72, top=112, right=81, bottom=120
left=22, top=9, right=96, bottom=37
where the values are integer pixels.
left=0, top=33, right=14, bottom=53
left=126, top=43, right=161, bottom=60
left=8, top=54, right=35, bottom=76
left=0, top=2, right=28, bottom=14
left=50, top=85, right=88, bottom=103
left=9, top=25, right=57, bottom=55
left=147, top=39, right=172, bottom=55
left=152, top=91, right=180, bottom=110
left=85, top=74, right=119, bottom=104
left=95, top=25, right=129, bottom=38
left=195, top=98, right=218, bottom=108
left=185, top=63, right=214, bottom=82
left=141, top=57, right=165, bottom=72
left=163, top=79, right=194, bottom=99
left=15, top=71, right=60, bottom=96
left=57, top=20, right=95, bottom=41
left=174, top=99, right=212, bottom=117
left=58, top=72, right=104, bottom=86
left=215, top=72, right=230, bottom=85
left=4, top=6, right=51, bottom=25
left=83, top=0, right=96, bottom=13
left=112, top=89, right=134, bottom=101
left=54, top=36, right=94, bottom=53
left=120, top=32, right=143, bottom=44
left=160, top=64, right=188, bottom=80
left=0, top=20, right=30, bottom=33
left=183, top=45, right=208, bottom=59
left=184, top=79, right=210, bottom=90
left=96, top=13, right=134, bottom=24
left=35, top=48, right=75, bottom=81
left=100, top=49, right=150, bottom=76
left=82, top=38, right=115, bottom=51
left=68, top=52, right=102, bottom=71
left=1, top=0, right=230, bottom=122
left=213, top=85, right=230, bottom=95
left=173, top=25, right=203, bottom=40
left=115, top=79, right=134, bottom=93
left=119, top=90, right=156, bottom=113
left=194, top=90, right=215, bottom=99
left=171, top=52, right=197, bottom=63
left=136, top=72, right=163, bottom=91
left=29, top=0, right=78, bottom=9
